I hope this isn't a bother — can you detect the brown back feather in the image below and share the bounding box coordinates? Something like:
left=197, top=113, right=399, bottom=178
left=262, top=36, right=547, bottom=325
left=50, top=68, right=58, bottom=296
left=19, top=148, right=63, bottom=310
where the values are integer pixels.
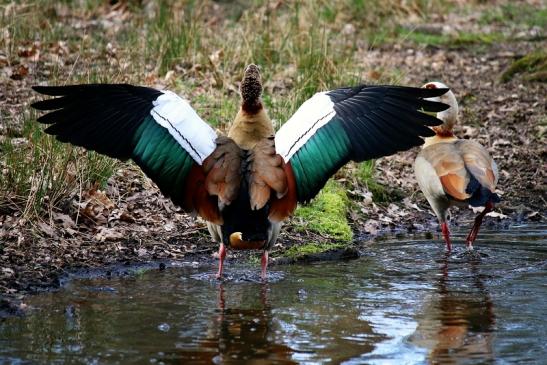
left=183, top=165, right=223, bottom=224
left=420, top=139, right=498, bottom=201
left=457, top=140, right=498, bottom=192
left=268, top=161, right=298, bottom=222
left=439, top=174, right=469, bottom=200
left=419, top=142, right=471, bottom=201
left=248, top=136, right=288, bottom=210
left=203, top=136, right=243, bottom=205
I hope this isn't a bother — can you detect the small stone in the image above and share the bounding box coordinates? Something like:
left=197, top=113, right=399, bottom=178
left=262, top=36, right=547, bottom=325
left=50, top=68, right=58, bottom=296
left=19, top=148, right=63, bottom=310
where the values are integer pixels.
left=157, top=323, right=170, bottom=332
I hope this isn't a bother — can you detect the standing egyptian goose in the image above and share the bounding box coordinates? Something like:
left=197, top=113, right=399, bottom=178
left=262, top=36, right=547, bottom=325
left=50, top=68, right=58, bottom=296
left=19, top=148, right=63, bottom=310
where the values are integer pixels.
left=414, top=81, right=500, bottom=251
left=31, top=65, right=448, bottom=279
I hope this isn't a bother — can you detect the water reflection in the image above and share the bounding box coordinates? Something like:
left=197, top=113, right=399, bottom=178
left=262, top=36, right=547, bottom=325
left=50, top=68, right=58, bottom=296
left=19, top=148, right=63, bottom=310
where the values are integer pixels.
left=172, top=284, right=296, bottom=364
left=411, top=253, right=496, bottom=364
left=0, top=225, right=544, bottom=364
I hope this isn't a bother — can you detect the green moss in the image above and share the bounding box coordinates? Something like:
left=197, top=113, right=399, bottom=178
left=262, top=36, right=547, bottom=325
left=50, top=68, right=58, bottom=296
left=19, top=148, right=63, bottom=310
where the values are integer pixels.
left=284, top=242, right=345, bottom=259
left=501, top=49, right=547, bottom=83
left=294, top=180, right=352, bottom=241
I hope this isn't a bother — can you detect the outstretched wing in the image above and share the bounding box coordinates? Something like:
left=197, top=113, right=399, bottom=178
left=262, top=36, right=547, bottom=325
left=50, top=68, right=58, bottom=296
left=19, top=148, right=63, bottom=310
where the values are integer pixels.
left=32, top=84, right=242, bottom=224
left=270, top=85, right=448, bottom=219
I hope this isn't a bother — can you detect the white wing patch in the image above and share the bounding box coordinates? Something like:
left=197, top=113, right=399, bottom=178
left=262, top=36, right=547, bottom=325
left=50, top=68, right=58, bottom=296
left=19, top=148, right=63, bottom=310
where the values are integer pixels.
left=151, top=90, right=217, bottom=165
left=275, top=92, right=335, bottom=162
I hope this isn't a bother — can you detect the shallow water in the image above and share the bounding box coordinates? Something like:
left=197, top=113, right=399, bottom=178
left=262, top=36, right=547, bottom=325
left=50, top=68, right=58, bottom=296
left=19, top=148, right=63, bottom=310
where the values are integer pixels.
left=1, top=224, right=546, bottom=364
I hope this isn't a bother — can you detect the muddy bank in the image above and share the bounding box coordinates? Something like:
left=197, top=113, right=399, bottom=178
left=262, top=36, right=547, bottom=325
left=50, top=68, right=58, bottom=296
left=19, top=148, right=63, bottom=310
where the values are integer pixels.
left=0, top=208, right=530, bottom=320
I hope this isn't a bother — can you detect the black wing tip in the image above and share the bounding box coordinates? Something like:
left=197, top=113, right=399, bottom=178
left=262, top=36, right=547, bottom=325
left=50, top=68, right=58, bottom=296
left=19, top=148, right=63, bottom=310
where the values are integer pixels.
left=420, top=101, right=450, bottom=116
left=32, top=83, right=163, bottom=105
left=32, top=86, right=53, bottom=99
left=32, top=83, right=129, bottom=94
left=31, top=97, right=62, bottom=111
left=421, top=100, right=450, bottom=113
left=424, top=113, right=444, bottom=127
left=32, top=94, right=76, bottom=111
left=32, top=85, right=51, bottom=92
left=36, top=114, right=54, bottom=124
left=387, top=85, right=451, bottom=100
left=329, top=84, right=451, bottom=107
left=32, top=85, right=68, bottom=96
left=30, top=100, right=47, bottom=110
left=422, top=87, right=449, bottom=97
left=361, top=84, right=452, bottom=99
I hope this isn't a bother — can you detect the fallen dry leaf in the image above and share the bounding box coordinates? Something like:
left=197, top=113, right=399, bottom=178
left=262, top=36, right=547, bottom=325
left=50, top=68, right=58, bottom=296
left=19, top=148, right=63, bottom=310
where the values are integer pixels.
left=363, top=219, right=380, bottom=235
left=9, top=64, right=29, bottom=80
left=52, top=212, right=76, bottom=229
left=93, top=227, right=124, bottom=242
left=37, top=221, right=55, bottom=237
left=403, top=197, right=424, bottom=212
left=80, top=187, right=116, bottom=225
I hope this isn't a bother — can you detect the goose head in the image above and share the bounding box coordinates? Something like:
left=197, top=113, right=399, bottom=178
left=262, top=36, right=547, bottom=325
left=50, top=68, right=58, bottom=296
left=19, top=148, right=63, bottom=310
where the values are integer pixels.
left=423, top=81, right=458, bottom=136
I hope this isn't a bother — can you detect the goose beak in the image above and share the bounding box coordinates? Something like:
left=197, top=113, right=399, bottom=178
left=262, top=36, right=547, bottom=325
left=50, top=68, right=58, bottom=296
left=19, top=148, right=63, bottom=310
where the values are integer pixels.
left=229, top=232, right=243, bottom=243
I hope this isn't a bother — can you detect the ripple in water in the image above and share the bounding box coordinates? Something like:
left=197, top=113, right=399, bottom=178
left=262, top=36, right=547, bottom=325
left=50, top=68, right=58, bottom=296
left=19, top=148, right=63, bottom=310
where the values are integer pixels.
left=0, top=224, right=545, bottom=364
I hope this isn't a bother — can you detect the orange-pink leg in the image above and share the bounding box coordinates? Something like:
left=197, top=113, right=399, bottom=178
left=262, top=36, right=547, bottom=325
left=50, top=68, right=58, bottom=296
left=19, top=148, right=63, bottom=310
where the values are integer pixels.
left=216, top=243, right=227, bottom=279
left=261, top=250, right=269, bottom=281
left=466, top=202, right=494, bottom=250
left=441, top=222, right=452, bottom=251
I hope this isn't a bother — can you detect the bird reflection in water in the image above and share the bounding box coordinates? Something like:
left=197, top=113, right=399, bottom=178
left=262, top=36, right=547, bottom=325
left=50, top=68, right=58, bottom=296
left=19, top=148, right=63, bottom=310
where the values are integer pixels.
left=411, top=253, right=496, bottom=364
left=174, top=284, right=296, bottom=364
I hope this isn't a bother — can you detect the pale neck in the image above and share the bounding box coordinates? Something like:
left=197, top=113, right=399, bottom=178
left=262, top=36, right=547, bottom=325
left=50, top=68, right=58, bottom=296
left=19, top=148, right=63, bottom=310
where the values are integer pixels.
left=423, top=134, right=458, bottom=148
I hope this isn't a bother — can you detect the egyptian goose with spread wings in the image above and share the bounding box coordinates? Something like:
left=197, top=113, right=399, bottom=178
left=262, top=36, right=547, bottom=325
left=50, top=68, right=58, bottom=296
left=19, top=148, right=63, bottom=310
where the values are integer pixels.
left=414, top=82, right=500, bottom=251
left=32, top=65, right=448, bottom=279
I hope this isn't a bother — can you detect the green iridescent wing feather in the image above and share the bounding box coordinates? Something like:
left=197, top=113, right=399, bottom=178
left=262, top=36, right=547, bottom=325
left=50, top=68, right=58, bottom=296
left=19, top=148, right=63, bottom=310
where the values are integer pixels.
left=132, top=116, right=196, bottom=205
left=289, top=120, right=350, bottom=201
